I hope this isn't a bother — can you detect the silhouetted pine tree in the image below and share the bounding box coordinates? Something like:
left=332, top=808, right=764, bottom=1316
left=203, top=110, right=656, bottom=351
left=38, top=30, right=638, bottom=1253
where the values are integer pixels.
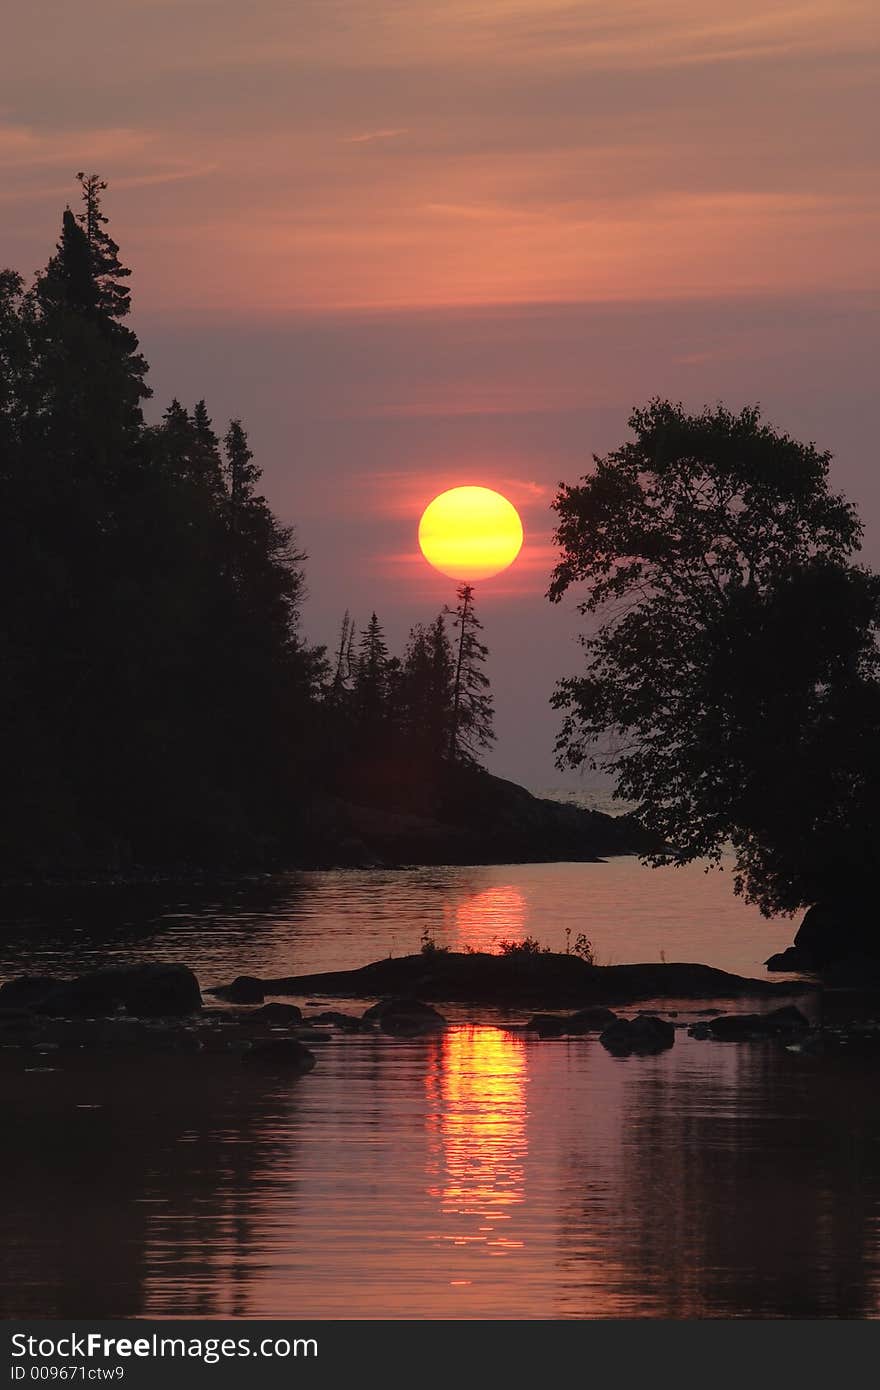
left=446, top=584, right=495, bottom=765
left=0, top=174, right=324, bottom=871
left=191, top=399, right=225, bottom=497
left=12, top=181, right=156, bottom=855
left=329, top=611, right=356, bottom=705
left=75, top=172, right=134, bottom=321
left=401, top=615, right=454, bottom=760
left=354, top=612, right=391, bottom=737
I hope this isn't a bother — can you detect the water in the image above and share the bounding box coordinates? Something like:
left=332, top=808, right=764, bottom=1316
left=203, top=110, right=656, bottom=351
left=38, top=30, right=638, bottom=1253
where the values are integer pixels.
left=0, top=857, right=798, bottom=986
left=1, top=858, right=878, bottom=1319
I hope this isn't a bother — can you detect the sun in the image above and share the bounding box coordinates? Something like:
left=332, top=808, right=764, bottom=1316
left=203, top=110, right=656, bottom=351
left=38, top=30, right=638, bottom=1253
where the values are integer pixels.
left=418, top=486, right=524, bottom=582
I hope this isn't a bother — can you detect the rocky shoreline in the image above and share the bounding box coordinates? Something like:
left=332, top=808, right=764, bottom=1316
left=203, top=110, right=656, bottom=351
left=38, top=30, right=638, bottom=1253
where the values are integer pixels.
left=1, top=954, right=879, bottom=1067
left=1, top=956, right=878, bottom=1066
left=0, top=952, right=823, bottom=1059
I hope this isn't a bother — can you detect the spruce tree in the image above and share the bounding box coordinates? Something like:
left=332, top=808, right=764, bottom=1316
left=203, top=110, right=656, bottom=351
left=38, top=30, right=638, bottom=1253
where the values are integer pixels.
left=224, top=418, right=260, bottom=509
left=402, top=615, right=454, bottom=761
left=446, top=584, right=495, bottom=765
left=354, top=612, right=390, bottom=734
left=75, top=172, right=134, bottom=320
left=191, top=400, right=225, bottom=496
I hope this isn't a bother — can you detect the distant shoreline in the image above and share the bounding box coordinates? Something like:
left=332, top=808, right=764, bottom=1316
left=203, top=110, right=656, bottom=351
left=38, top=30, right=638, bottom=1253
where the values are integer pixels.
left=0, top=772, right=660, bottom=887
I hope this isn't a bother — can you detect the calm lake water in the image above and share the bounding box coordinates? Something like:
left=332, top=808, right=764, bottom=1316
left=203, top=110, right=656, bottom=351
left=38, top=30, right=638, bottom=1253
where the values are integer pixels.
left=2, top=857, right=879, bottom=1319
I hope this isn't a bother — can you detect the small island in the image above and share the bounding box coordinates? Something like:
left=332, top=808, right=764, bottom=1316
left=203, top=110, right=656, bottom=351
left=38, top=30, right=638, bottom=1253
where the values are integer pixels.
left=221, top=947, right=812, bottom=1009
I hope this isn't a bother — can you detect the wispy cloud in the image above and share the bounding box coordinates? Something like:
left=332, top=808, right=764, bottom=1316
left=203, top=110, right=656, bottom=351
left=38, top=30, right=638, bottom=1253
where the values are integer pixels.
left=2, top=1, right=877, bottom=314
left=344, top=128, right=408, bottom=145
left=0, top=124, right=217, bottom=207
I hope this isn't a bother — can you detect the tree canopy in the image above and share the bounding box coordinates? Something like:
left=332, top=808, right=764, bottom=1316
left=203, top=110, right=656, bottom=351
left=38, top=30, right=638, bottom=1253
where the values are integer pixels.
left=0, top=176, right=324, bottom=871
left=549, top=399, right=880, bottom=915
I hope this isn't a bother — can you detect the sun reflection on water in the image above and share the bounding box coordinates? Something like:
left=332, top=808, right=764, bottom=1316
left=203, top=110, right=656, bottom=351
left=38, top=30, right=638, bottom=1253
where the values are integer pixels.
left=425, top=1026, right=528, bottom=1256
left=452, top=885, right=527, bottom=952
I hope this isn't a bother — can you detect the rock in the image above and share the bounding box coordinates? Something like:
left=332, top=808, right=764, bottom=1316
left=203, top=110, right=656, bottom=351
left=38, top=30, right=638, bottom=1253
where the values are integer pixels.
left=114, top=965, right=202, bottom=1017
left=768, top=899, right=879, bottom=974
left=794, top=902, right=854, bottom=968
left=253, top=1002, right=302, bottom=1026
left=701, top=1004, right=810, bottom=1041
left=307, top=1010, right=366, bottom=1032
left=566, top=1005, right=619, bottom=1033
left=242, top=1038, right=316, bottom=1072
left=525, top=1005, right=618, bottom=1038
left=599, top=1015, right=675, bottom=1056
left=765, top=947, right=813, bottom=972
left=293, top=1027, right=333, bottom=1043
left=210, top=976, right=265, bottom=1004
left=525, top=1013, right=568, bottom=1038
left=362, top=997, right=447, bottom=1036
left=35, top=964, right=202, bottom=1018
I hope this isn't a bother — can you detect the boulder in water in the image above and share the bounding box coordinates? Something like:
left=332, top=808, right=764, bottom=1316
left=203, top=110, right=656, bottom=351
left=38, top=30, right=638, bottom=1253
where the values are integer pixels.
left=362, top=997, right=446, bottom=1036
left=698, top=1005, right=810, bottom=1041
left=599, top=1015, right=675, bottom=1056
left=524, top=1013, right=568, bottom=1038
left=210, top=976, right=266, bottom=1004
left=29, top=964, right=202, bottom=1017
left=565, top=1005, right=619, bottom=1034
left=307, top=1010, right=367, bottom=1032
left=525, top=1005, right=618, bottom=1038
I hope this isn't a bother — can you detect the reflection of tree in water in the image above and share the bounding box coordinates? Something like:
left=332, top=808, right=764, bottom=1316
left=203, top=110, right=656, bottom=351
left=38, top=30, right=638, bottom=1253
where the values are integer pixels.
left=425, top=1026, right=527, bottom=1254
left=0, top=1051, right=304, bottom=1318
left=555, top=1045, right=880, bottom=1318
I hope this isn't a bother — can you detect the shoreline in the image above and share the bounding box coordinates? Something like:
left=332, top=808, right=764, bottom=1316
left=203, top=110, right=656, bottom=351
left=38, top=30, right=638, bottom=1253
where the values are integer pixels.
left=5, top=953, right=879, bottom=1064
left=0, top=773, right=663, bottom=886
left=0, top=847, right=656, bottom=894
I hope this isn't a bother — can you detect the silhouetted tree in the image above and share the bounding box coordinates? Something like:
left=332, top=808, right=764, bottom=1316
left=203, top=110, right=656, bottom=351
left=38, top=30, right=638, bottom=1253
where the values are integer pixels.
left=191, top=399, right=225, bottom=496
left=75, top=171, right=135, bottom=321
left=354, top=612, right=391, bottom=736
left=549, top=399, right=880, bottom=914
left=0, top=174, right=324, bottom=871
left=446, top=585, right=495, bottom=765
left=401, top=615, right=455, bottom=760
left=329, top=610, right=356, bottom=705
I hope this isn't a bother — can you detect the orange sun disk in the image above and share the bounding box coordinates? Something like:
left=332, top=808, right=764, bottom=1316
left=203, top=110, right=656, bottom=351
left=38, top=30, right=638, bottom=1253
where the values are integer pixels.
left=418, top=486, right=524, bottom=582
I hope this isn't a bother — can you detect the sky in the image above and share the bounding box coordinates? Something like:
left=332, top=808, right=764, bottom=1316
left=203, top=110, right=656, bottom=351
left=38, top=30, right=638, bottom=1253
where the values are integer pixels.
left=3, top=1, right=879, bottom=788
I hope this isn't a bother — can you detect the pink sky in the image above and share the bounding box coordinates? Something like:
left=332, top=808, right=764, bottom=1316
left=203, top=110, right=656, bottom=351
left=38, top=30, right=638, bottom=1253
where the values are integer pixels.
left=3, top=1, right=879, bottom=785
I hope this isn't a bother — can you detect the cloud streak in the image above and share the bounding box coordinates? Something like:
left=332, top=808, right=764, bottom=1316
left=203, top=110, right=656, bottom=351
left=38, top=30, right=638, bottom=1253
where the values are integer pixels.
left=2, top=2, right=877, bottom=314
